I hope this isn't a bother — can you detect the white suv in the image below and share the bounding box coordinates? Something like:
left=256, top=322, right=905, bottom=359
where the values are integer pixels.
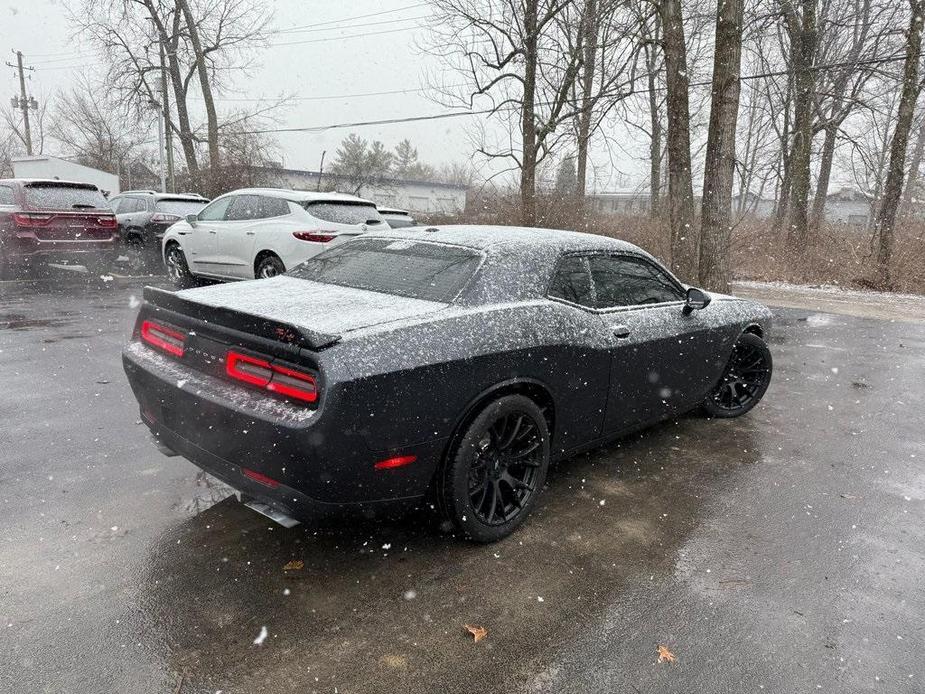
left=161, top=188, right=386, bottom=286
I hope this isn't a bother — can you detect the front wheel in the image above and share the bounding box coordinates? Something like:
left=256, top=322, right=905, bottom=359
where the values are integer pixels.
left=702, top=332, right=772, bottom=418
left=441, top=394, right=550, bottom=543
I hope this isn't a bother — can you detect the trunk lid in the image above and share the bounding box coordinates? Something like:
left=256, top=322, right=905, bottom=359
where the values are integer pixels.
left=171, top=275, right=448, bottom=343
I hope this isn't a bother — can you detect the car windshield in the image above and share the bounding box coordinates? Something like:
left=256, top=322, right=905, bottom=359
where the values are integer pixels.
left=155, top=199, right=208, bottom=215
left=303, top=200, right=384, bottom=225
left=23, top=183, right=108, bottom=210
left=290, top=238, right=482, bottom=302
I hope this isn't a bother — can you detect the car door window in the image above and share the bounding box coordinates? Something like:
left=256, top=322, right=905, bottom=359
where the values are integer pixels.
left=548, top=255, right=594, bottom=307
left=226, top=195, right=262, bottom=221
left=121, top=197, right=144, bottom=213
left=257, top=196, right=290, bottom=218
left=198, top=196, right=233, bottom=221
left=0, top=185, right=16, bottom=205
left=589, top=255, right=683, bottom=309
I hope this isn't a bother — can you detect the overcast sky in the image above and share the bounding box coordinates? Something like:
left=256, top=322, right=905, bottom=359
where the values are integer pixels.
left=0, top=2, right=493, bottom=172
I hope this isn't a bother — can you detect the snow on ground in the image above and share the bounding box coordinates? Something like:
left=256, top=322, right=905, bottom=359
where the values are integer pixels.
left=731, top=280, right=925, bottom=322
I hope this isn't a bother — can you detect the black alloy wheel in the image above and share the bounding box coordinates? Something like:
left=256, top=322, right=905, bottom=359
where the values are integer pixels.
left=443, top=394, right=550, bottom=542
left=703, top=332, right=772, bottom=418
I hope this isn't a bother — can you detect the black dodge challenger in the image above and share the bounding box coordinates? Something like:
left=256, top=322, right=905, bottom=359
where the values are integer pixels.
left=123, top=225, right=773, bottom=542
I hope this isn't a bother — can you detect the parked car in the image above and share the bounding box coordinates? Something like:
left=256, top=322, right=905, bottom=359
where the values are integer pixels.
left=161, top=188, right=385, bottom=287
left=124, top=225, right=773, bottom=542
left=377, top=206, right=416, bottom=228
left=0, top=178, right=118, bottom=279
left=108, top=190, right=209, bottom=273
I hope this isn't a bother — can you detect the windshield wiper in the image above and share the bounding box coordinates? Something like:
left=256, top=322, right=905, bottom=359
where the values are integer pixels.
left=71, top=203, right=96, bottom=209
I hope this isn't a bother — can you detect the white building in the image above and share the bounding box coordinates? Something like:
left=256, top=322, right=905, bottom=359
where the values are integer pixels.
left=251, top=166, right=467, bottom=218
left=11, top=156, right=120, bottom=195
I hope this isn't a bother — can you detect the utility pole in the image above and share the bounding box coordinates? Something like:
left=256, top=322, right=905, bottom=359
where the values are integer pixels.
left=159, top=41, right=175, bottom=193
left=6, top=50, right=35, bottom=156
left=317, top=150, right=326, bottom=191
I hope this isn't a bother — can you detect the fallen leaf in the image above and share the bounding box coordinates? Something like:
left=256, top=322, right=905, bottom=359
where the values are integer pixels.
left=657, top=645, right=676, bottom=664
left=464, top=624, right=488, bottom=643
left=283, top=560, right=304, bottom=571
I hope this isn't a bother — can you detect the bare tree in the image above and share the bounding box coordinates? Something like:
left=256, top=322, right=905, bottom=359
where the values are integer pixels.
left=873, top=0, right=923, bottom=286
left=698, top=0, right=745, bottom=292
left=427, top=0, right=587, bottom=225
left=782, top=0, right=819, bottom=245
left=657, top=0, right=698, bottom=280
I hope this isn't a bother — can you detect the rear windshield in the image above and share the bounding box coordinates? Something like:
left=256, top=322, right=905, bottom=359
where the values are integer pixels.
left=290, top=238, right=482, bottom=303
left=155, top=199, right=208, bottom=215
left=303, top=201, right=384, bottom=226
left=23, top=183, right=109, bottom=210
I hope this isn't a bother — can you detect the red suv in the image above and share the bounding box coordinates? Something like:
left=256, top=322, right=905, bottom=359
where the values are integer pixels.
left=0, top=178, right=119, bottom=279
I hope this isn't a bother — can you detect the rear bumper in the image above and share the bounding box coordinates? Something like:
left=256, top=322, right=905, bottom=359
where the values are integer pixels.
left=3, top=234, right=118, bottom=262
left=123, top=341, right=444, bottom=511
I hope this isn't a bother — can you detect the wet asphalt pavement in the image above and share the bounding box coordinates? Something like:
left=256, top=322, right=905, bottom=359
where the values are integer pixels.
left=1, top=275, right=923, bottom=694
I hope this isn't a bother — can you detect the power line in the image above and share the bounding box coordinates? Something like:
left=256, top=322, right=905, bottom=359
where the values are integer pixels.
left=232, top=53, right=910, bottom=136
left=270, top=25, right=420, bottom=47
left=269, top=2, right=429, bottom=35
left=195, top=84, right=469, bottom=103
left=269, top=14, right=429, bottom=37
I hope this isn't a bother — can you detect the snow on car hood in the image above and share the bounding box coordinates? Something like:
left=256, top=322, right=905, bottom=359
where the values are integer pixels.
left=176, top=275, right=448, bottom=335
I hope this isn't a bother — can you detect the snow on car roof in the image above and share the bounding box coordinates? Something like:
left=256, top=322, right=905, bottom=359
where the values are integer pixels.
left=371, top=224, right=649, bottom=256
left=229, top=187, right=377, bottom=205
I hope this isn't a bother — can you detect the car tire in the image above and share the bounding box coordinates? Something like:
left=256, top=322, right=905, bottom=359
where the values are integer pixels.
left=165, top=243, right=197, bottom=288
left=255, top=254, right=285, bottom=279
left=702, top=332, right=773, bottom=418
left=441, top=394, right=550, bottom=543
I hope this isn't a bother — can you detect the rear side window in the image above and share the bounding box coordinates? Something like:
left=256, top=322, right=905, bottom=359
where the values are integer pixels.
left=304, top=201, right=383, bottom=226
left=548, top=256, right=594, bottom=307
left=0, top=185, right=14, bottom=205
left=23, top=183, right=108, bottom=210
left=589, top=255, right=683, bottom=308
left=155, top=199, right=208, bottom=216
left=290, top=238, right=481, bottom=302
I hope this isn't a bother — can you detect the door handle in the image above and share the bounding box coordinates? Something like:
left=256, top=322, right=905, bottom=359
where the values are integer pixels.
left=208, top=230, right=217, bottom=234
left=613, top=325, right=631, bottom=339
left=245, top=231, right=255, bottom=236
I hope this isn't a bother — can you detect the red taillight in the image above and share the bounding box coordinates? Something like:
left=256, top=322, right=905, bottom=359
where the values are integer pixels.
left=225, top=350, right=318, bottom=403
left=150, top=212, right=180, bottom=223
left=374, top=455, right=417, bottom=470
left=241, top=467, right=280, bottom=489
left=140, top=319, right=186, bottom=357
left=12, top=213, right=53, bottom=227
left=97, top=215, right=117, bottom=228
left=293, top=231, right=337, bottom=243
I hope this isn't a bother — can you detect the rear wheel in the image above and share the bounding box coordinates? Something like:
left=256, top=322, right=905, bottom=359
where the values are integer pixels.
left=702, top=332, right=772, bottom=418
left=165, top=243, right=197, bottom=288
left=255, top=254, right=285, bottom=279
left=442, top=394, right=550, bottom=543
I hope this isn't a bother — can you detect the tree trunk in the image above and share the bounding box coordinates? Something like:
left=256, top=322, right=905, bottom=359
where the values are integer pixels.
left=177, top=0, right=221, bottom=195
left=645, top=36, right=662, bottom=218
left=659, top=0, right=697, bottom=281
left=810, top=123, right=838, bottom=229
left=574, top=0, right=598, bottom=220
left=520, top=0, right=539, bottom=226
left=901, top=119, right=925, bottom=217
left=698, top=0, right=744, bottom=293
left=874, top=0, right=923, bottom=288
left=785, top=0, right=817, bottom=246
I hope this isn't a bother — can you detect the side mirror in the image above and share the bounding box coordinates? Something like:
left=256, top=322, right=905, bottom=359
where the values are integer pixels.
left=682, top=287, right=711, bottom=315
left=185, top=213, right=198, bottom=227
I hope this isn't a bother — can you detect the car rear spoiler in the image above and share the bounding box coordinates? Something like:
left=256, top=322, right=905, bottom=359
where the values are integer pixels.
left=142, top=286, right=341, bottom=351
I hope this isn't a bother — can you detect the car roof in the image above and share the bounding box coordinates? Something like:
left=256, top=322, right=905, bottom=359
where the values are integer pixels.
left=0, top=178, right=99, bottom=189
left=117, top=191, right=208, bottom=200
left=369, top=224, right=649, bottom=256
left=225, top=188, right=376, bottom=205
